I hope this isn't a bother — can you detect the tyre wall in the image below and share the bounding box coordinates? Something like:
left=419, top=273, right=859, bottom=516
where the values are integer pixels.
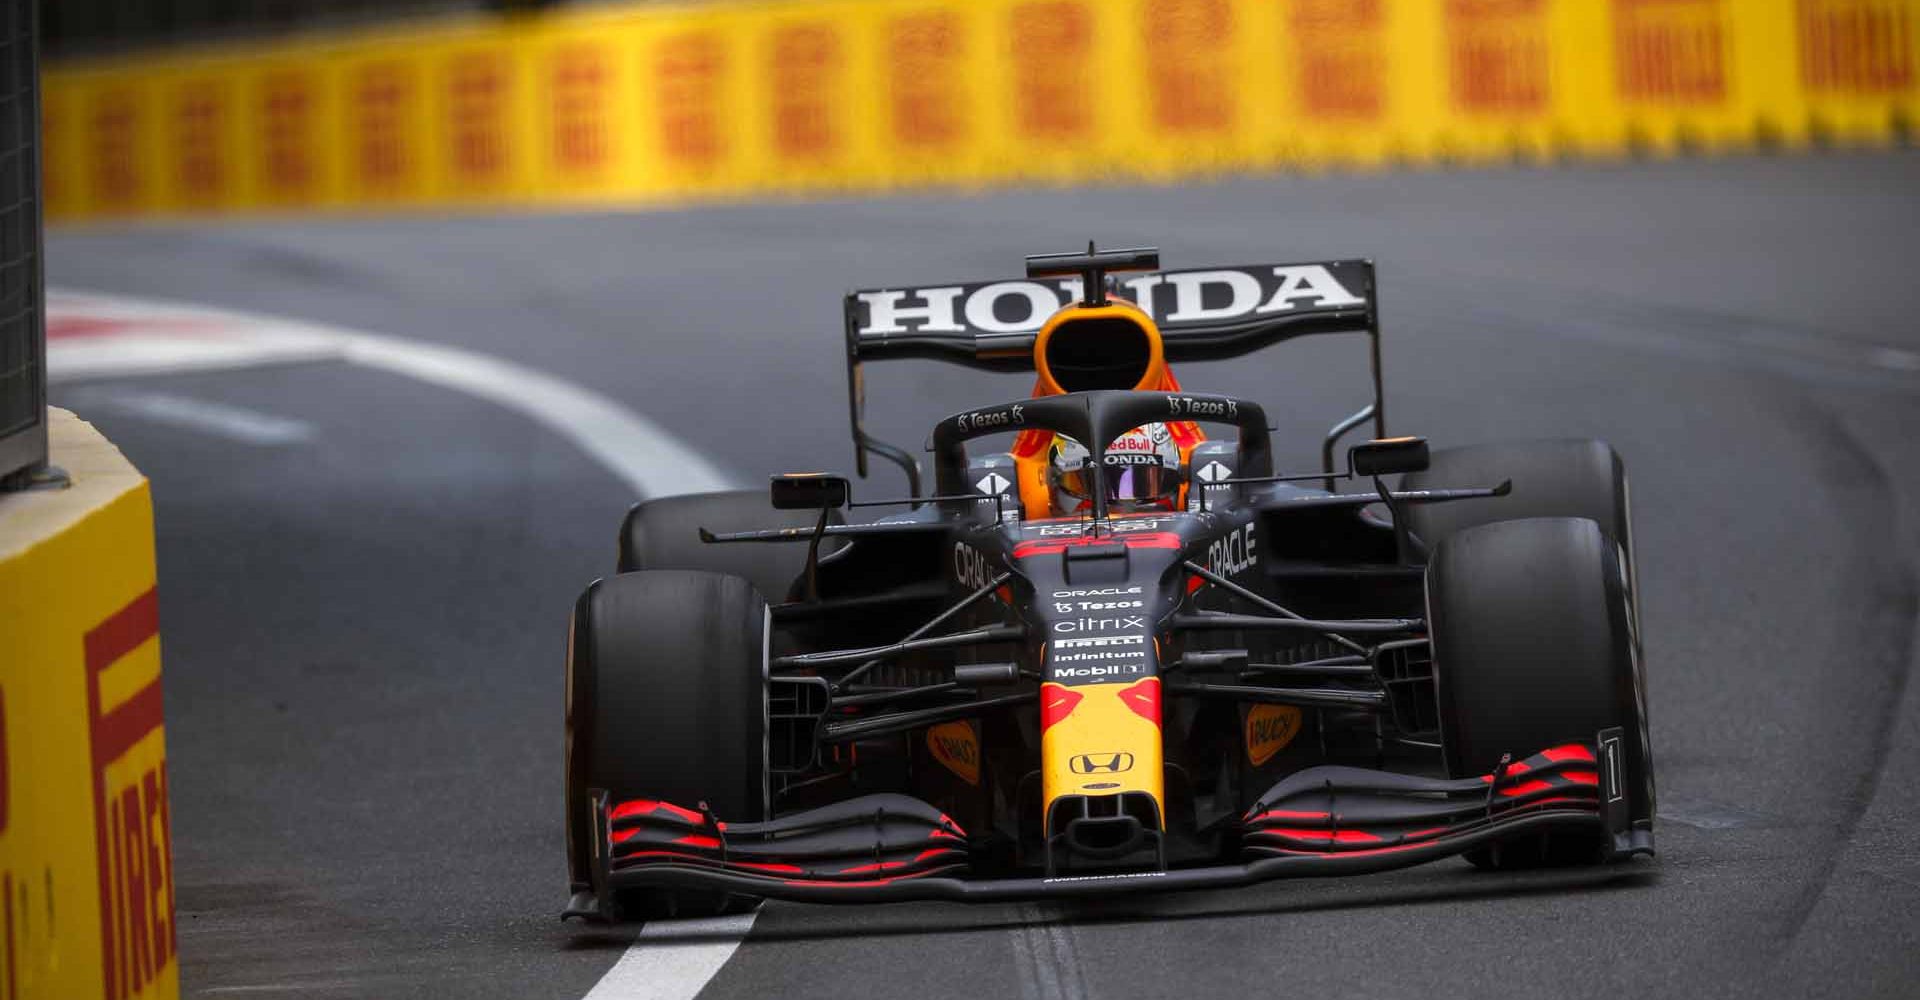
left=39, top=0, right=1920, bottom=222
left=0, top=408, right=176, bottom=1000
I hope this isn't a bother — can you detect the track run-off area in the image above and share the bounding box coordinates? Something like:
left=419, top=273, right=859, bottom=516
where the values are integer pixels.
left=46, top=153, right=1920, bottom=999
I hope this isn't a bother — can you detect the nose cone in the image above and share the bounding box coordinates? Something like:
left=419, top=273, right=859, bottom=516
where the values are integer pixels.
left=1039, top=677, right=1165, bottom=869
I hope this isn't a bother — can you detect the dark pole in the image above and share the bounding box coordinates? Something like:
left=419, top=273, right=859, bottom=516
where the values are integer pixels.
left=0, top=0, right=48, bottom=491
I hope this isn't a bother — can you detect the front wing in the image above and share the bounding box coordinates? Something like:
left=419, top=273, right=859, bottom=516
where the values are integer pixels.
left=567, top=732, right=1650, bottom=916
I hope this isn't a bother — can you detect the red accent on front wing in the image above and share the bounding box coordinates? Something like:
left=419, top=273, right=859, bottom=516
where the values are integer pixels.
left=612, top=850, right=950, bottom=884
left=610, top=799, right=704, bottom=824
left=1260, top=828, right=1385, bottom=845
left=838, top=848, right=957, bottom=876
left=1242, top=743, right=1609, bottom=857
left=1479, top=760, right=1533, bottom=782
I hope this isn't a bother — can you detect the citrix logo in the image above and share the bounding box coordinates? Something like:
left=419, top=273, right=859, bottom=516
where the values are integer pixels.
left=1051, top=616, right=1146, bottom=633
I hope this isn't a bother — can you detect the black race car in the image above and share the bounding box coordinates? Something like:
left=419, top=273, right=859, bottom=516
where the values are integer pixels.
left=563, top=245, right=1654, bottom=920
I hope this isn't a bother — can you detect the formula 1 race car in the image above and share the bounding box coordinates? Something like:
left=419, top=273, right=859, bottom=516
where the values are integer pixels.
left=562, top=245, right=1654, bottom=920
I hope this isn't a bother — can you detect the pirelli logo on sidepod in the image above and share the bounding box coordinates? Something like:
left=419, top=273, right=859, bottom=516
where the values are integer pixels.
left=84, top=588, right=176, bottom=1000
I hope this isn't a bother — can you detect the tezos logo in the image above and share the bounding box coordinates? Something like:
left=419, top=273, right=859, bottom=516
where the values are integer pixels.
left=1206, top=522, right=1257, bottom=577
left=953, top=542, right=995, bottom=590
left=1058, top=599, right=1143, bottom=612
left=1166, top=395, right=1236, bottom=419
left=956, top=404, right=1024, bottom=433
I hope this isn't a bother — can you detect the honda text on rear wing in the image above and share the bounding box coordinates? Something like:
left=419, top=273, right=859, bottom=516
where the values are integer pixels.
left=844, top=248, right=1385, bottom=496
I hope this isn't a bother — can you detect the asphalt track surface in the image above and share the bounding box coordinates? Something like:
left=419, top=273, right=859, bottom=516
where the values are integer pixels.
left=47, top=152, right=1920, bottom=999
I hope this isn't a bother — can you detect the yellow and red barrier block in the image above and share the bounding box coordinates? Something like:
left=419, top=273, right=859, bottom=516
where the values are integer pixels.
left=0, top=409, right=176, bottom=1000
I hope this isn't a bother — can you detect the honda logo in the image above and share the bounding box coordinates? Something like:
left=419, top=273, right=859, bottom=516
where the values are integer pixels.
left=1069, top=752, right=1135, bottom=774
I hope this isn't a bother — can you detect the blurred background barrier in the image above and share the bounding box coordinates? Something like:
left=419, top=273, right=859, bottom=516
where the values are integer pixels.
left=37, top=0, right=1919, bottom=221
left=0, top=408, right=175, bottom=1000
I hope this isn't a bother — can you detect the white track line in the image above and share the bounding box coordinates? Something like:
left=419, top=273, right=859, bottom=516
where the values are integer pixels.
left=70, top=389, right=317, bottom=446
left=48, top=289, right=755, bottom=996
left=48, top=289, right=735, bottom=497
left=582, top=912, right=760, bottom=1000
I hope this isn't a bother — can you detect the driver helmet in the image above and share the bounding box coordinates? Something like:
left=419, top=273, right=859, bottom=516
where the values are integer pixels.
left=1048, top=423, right=1185, bottom=514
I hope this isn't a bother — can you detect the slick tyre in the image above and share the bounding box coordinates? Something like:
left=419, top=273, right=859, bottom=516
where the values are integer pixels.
left=618, top=490, right=843, bottom=603
left=1427, top=517, right=1654, bottom=869
left=565, top=570, right=768, bottom=918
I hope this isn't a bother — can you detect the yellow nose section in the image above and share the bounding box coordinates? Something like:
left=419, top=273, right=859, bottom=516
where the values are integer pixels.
left=1040, top=678, right=1164, bottom=832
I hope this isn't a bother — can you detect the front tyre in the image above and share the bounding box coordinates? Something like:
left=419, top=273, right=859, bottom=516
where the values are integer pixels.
left=565, top=569, right=769, bottom=918
left=1427, top=517, right=1653, bottom=869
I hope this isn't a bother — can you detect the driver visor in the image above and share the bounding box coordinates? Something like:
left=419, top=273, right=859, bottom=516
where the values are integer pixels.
left=1053, top=457, right=1181, bottom=503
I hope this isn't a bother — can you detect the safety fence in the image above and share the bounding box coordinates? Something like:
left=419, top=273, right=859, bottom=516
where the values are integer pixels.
left=1, top=0, right=45, bottom=484
left=41, top=0, right=1920, bottom=221
left=0, top=409, right=176, bottom=1000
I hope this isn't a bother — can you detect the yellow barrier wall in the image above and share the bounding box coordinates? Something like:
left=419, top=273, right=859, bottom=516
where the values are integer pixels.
left=41, top=0, right=1919, bottom=221
left=0, top=409, right=176, bottom=1000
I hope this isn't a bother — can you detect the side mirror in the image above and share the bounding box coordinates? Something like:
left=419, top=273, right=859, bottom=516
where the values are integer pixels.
left=1349, top=437, right=1430, bottom=478
left=771, top=473, right=850, bottom=510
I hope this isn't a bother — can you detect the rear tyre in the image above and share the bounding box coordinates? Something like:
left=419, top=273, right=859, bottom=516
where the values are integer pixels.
left=1427, top=517, right=1653, bottom=869
left=619, top=490, right=843, bottom=602
left=565, top=570, right=769, bottom=918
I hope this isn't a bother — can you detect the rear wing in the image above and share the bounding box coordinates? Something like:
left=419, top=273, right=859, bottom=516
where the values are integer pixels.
left=843, top=258, right=1384, bottom=493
